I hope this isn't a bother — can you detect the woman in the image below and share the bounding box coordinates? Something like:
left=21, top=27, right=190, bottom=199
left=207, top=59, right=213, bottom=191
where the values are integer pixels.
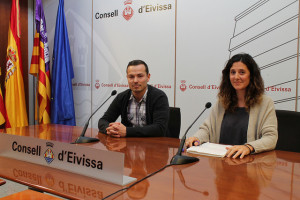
left=186, top=53, right=278, bottom=158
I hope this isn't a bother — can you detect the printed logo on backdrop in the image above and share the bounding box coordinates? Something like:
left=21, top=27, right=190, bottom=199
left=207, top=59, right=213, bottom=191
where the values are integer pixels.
left=94, top=81, right=128, bottom=89
left=95, top=80, right=172, bottom=90
left=95, top=80, right=100, bottom=89
left=180, top=80, right=187, bottom=92
left=94, top=1, right=173, bottom=21
left=179, top=80, right=293, bottom=93
left=138, top=4, right=172, bottom=13
left=179, top=80, right=220, bottom=92
left=265, top=86, right=292, bottom=92
left=123, top=0, right=134, bottom=21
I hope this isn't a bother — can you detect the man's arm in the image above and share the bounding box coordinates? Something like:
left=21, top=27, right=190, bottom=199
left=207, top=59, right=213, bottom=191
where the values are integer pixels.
left=98, top=95, right=122, bottom=134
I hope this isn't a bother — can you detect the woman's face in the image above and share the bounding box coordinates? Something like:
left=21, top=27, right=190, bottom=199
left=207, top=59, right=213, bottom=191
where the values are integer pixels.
left=229, top=61, right=250, bottom=93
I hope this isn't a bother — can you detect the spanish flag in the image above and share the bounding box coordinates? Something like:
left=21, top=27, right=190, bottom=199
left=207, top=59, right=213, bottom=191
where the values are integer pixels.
left=0, top=66, right=5, bottom=126
left=29, top=0, right=51, bottom=124
left=5, top=0, right=28, bottom=128
left=0, top=84, right=5, bottom=126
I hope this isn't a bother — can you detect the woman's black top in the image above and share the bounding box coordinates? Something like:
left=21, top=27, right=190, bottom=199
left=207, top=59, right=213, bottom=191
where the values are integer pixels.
left=219, top=107, right=249, bottom=145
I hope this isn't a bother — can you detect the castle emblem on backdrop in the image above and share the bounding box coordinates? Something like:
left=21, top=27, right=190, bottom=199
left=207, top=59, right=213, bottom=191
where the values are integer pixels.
left=123, top=0, right=134, bottom=21
left=180, top=80, right=187, bottom=92
left=95, top=80, right=100, bottom=89
left=44, top=142, right=54, bottom=164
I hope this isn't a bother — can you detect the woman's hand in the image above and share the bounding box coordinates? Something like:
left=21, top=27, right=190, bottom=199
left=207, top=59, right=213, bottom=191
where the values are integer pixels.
left=185, top=137, right=200, bottom=148
left=225, top=145, right=252, bottom=159
left=224, top=155, right=254, bottom=165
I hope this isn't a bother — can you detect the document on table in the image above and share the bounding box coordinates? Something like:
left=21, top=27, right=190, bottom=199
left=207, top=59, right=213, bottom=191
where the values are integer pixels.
left=187, top=142, right=232, bottom=157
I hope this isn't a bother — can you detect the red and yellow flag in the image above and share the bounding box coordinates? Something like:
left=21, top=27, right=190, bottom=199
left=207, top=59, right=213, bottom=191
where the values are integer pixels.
left=0, top=65, right=5, bottom=126
left=5, top=0, right=28, bottom=128
left=29, top=0, right=51, bottom=124
left=0, top=84, right=5, bottom=126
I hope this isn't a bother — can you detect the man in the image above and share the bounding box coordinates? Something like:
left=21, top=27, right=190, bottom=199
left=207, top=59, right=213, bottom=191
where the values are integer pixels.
left=98, top=60, right=169, bottom=137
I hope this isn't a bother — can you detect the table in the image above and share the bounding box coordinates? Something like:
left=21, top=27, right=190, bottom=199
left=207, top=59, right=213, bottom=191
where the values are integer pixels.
left=0, top=179, right=5, bottom=186
left=0, top=124, right=299, bottom=199
left=1, top=190, right=63, bottom=200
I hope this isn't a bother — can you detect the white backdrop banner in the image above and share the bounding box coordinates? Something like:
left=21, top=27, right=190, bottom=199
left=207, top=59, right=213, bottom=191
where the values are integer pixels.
left=38, top=0, right=299, bottom=138
left=91, top=0, right=175, bottom=128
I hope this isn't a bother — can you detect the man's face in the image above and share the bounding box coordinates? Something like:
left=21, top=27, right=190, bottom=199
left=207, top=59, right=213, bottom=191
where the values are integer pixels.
left=127, top=64, right=150, bottom=96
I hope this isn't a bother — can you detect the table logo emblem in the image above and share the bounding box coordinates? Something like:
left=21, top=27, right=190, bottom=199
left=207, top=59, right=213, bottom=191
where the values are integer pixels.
left=44, top=142, right=54, bottom=164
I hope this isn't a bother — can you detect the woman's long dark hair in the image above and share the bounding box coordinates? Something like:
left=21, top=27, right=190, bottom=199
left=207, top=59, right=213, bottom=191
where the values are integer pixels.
left=218, top=53, right=265, bottom=112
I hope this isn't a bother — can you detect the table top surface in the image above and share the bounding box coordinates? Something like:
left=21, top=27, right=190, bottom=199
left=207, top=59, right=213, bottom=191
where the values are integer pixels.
left=0, top=178, right=6, bottom=186
left=0, top=124, right=300, bottom=200
left=1, top=189, right=63, bottom=200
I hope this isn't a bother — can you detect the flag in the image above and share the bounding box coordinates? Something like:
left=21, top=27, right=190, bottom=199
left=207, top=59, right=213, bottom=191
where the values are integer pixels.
left=5, top=0, right=28, bottom=128
left=0, top=84, right=5, bottom=126
left=51, top=0, right=76, bottom=126
left=29, top=0, right=51, bottom=124
left=0, top=64, right=5, bottom=126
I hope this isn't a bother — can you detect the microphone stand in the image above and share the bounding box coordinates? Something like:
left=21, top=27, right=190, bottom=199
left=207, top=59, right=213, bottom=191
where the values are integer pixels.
left=170, top=102, right=211, bottom=165
left=74, top=90, right=117, bottom=144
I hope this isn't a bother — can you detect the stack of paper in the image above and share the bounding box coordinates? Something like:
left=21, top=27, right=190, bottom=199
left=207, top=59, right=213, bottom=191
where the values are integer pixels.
left=187, top=142, right=232, bottom=157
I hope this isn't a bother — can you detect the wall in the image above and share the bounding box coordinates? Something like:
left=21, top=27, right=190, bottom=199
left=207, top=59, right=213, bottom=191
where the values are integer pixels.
left=28, top=0, right=299, bottom=137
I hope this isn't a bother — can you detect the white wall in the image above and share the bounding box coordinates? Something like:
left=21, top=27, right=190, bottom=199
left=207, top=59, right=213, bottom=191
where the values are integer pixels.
left=29, top=0, right=300, bottom=138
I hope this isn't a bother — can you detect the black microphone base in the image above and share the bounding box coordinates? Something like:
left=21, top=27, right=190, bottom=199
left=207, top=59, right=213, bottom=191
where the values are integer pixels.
left=75, top=136, right=100, bottom=144
left=170, top=155, right=199, bottom=165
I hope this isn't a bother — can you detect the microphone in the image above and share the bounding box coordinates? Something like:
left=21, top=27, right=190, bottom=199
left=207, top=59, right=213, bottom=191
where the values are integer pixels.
left=170, top=102, right=211, bottom=165
left=74, top=90, right=117, bottom=144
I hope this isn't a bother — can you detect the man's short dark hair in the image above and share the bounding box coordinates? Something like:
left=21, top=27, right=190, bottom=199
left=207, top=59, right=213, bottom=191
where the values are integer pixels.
left=126, top=60, right=149, bottom=74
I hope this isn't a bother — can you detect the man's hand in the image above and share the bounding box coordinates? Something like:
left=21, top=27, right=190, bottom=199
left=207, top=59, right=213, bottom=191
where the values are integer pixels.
left=106, top=122, right=127, bottom=137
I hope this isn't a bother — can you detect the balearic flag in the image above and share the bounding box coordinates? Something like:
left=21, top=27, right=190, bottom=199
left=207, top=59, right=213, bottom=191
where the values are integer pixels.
left=29, top=0, right=51, bottom=124
left=0, top=67, right=5, bottom=126
left=51, top=0, right=76, bottom=126
left=5, top=0, right=28, bottom=128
